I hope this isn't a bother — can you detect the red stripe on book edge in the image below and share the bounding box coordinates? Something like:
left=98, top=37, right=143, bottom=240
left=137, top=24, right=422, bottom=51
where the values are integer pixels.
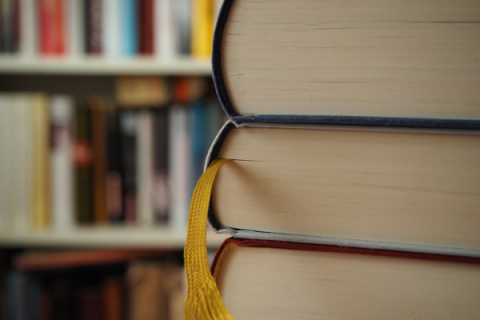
left=210, top=238, right=480, bottom=276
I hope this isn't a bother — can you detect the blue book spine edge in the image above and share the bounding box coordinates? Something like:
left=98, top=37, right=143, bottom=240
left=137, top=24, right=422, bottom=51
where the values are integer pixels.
left=211, top=0, right=480, bottom=130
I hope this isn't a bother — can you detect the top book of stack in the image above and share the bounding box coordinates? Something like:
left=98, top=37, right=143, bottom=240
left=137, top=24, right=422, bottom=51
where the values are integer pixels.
left=212, top=0, right=480, bottom=128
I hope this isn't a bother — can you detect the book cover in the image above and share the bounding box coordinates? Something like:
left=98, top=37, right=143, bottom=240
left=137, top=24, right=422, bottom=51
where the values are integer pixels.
left=120, top=111, right=138, bottom=224
left=102, top=0, right=121, bottom=58
left=120, top=0, right=138, bottom=56
left=19, top=0, right=37, bottom=57
left=66, top=0, right=84, bottom=57
left=136, top=111, right=155, bottom=225
left=50, top=95, right=75, bottom=231
left=31, top=94, right=51, bottom=230
left=153, top=109, right=169, bottom=223
left=105, top=100, right=123, bottom=223
left=40, top=0, right=64, bottom=55
left=138, top=0, right=153, bottom=55
left=85, top=0, right=102, bottom=54
left=90, top=97, right=108, bottom=225
left=191, top=0, right=213, bottom=58
left=168, top=104, right=190, bottom=230
left=153, top=0, right=177, bottom=60
left=74, top=102, right=94, bottom=224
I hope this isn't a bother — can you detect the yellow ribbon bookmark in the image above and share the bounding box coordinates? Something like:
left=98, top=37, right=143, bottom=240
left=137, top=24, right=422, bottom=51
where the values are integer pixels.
left=184, top=158, right=236, bottom=320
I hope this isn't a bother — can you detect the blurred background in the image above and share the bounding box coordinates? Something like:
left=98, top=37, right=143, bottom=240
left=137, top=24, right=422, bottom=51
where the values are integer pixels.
left=0, top=0, right=227, bottom=319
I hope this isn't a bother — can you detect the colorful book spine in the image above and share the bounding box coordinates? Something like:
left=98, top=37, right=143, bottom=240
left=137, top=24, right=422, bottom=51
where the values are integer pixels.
left=40, top=0, right=65, bottom=55
left=90, top=97, right=108, bottom=225
left=120, top=0, right=138, bottom=56
left=106, top=101, right=123, bottom=223
left=191, top=0, right=213, bottom=58
left=120, top=111, right=137, bottom=224
left=74, top=103, right=93, bottom=224
left=85, top=0, right=102, bottom=54
left=136, top=111, right=154, bottom=225
left=138, top=0, right=153, bottom=55
left=19, top=0, right=36, bottom=57
left=102, top=0, right=121, bottom=58
left=66, top=0, right=84, bottom=57
left=31, top=94, right=51, bottom=230
left=153, top=109, right=169, bottom=223
left=168, top=105, right=190, bottom=230
left=50, top=96, right=75, bottom=231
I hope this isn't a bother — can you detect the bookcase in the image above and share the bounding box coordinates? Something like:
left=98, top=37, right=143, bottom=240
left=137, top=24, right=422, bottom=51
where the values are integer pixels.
left=0, top=0, right=226, bottom=318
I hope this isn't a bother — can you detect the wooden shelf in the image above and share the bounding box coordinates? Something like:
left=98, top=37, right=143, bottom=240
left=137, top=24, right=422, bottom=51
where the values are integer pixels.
left=0, top=227, right=228, bottom=249
left=0, top=56, right=212, bottom=75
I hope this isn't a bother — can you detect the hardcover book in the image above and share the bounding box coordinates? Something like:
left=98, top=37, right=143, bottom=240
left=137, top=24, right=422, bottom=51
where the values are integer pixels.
left=213, top=0, right=480, bottom=128
left=211, top=238, right=480, bottom=320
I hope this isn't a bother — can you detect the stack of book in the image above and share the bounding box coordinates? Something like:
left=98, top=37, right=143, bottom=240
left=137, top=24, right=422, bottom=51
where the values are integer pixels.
left=0, top=77, right=224, bottom=232
left=198, top=0, right=480, bottom=318
left=0, top=0, right=223, bottom=59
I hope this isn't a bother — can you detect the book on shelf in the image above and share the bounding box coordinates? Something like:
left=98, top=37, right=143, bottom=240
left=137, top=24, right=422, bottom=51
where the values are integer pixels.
left=2, top=250, right=185, bottom=320
left=1, top=0, right=221, bottom=60
left=183, top=0, right=480, bottom=319
left=0, top=77, right=225, bottom=233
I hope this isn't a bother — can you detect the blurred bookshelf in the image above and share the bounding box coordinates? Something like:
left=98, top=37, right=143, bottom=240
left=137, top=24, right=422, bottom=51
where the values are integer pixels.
left=0, top=0, right=225, bottom=318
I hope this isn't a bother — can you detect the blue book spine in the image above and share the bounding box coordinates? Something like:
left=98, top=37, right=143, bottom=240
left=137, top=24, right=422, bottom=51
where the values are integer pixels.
left=121, top=0, right=138, bottom=56
left=189, top=102, right=209, bottom=195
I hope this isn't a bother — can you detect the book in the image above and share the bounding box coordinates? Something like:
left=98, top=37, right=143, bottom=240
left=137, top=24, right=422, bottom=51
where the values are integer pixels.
left=207, top=124, right=480, bottom=256
left=31, top=94, right=51, bottom=230
left=153, top=109, right=169, bottom=223
left=85, top=0, right=102, bottom=55
left=120, top=111, right=138, bottom=224
left=126, top=261, right=169, bottom=320
left=120, top=0, right=138, bottom=56
left=212, top=238, right=480, bottom=320
left=90, top=97, right=108, bottom=224
left=138, top=0, right=153, bottom=55
left=19, top=0, right=36, bottom=57
left=102, top=0, right=121, bottom=58
left=168, top=104, right=190, bottom=230
left=11, top=95, right=31, bottom=232
left=105, top=100, right=124, bottom=223
left=136, top=111, right=155, bottom=225
left=74, top=102, right=94, bottom=224
left=50, top=95, right=75, bottom=231
left=212, top=0, right=480, bottom=127
left=66, top=0, right=84, bottom=58
left=191, top=0, right=213, bottom=58
left=172, top=0, right=191, bottom=55
left=154, top=0, right=177, bottom=60
left=39, top=0, right=64, bottom=55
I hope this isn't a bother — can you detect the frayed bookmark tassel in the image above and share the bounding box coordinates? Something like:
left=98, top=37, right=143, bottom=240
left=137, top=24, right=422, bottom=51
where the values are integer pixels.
left=184, top=159, right=236, bottom=320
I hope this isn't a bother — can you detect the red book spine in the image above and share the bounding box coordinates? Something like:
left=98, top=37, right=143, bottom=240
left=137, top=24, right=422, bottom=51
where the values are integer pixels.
left=53, top=0, right=65, bottom=54
left=40, top=0, right=65, bottom=55
left=40, top=0, right=55, bottom=54
left=139, top=0, right=153, bottom=55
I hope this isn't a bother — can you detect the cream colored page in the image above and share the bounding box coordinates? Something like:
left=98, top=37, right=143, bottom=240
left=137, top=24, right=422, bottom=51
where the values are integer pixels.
left=222, top=0, right=480, bottom=118
left=216, top=245, right=480, bottom=320
left=213, top=128, right=480, bottom=249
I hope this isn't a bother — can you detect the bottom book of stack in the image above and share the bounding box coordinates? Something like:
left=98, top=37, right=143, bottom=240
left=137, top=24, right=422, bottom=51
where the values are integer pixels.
left=212, top=238, right=480, bottom=320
